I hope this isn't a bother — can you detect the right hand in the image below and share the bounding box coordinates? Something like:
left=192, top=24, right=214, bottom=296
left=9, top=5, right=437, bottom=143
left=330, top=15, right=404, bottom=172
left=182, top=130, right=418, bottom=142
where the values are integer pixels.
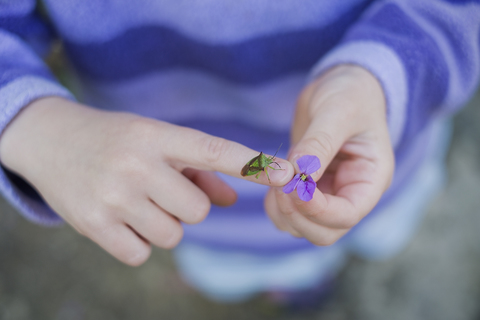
left=0, top=97, right=294, bottom=265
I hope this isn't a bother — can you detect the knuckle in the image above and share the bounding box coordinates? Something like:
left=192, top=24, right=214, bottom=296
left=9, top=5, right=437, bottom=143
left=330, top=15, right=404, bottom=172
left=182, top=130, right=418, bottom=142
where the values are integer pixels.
left=302, top=132, right=335, bottom=162
left=99, top=186, right=126, bottom=210
left=108, top=152, right=146, bottom=178
left=101, top=187, right=122, bottom=209
left=302, top=207, right=323, bottom=220
left=202, top=136, right=229, bottom=166
left=300, top=202, right=327, bottom=221
left=125, top=117, right=157, bottom=139
left=75, top=210, right=108, bottom=237
left=280, top=205, right=296, bottom=218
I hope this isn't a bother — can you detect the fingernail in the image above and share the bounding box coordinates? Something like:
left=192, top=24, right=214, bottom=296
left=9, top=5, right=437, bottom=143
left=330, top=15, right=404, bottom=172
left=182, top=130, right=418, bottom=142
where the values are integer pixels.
left=269, top=161, right=294, bottom=184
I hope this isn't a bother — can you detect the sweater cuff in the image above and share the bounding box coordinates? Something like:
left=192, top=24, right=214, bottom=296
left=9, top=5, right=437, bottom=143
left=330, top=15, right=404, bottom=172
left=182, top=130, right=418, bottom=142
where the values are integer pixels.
left=0, top=75, right=74, bottom=225
left=309, top=40, right=408, bottom=149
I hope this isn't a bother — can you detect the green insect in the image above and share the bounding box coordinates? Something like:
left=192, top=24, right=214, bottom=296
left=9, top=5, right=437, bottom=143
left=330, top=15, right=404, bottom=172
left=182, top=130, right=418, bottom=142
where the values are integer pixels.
left=240, top=144, right=283, bottom=184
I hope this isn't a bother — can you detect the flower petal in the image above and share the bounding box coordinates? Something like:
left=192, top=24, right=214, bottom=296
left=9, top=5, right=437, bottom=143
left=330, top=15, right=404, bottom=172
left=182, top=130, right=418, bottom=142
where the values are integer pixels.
left=296, top=155, right=321, bottom=175
left=282, top=174, right=301, bottom=194
left=296, top=175, right=316, bottom=201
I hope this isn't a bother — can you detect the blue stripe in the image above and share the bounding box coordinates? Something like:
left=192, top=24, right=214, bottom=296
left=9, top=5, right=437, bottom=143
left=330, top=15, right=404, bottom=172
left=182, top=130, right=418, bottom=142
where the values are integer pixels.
left=445, top=0, right=480, bottom=4
left=0, top=65, right=53, bottom=88
left=343, top=3, right=449, bottom=141
left=0, top=13, right=53, bottom=41
left=184, top=197, right=316, bottom=254
left=64, top=1, right=372, bottom=84
left=178, top=119, right=289, bottom=151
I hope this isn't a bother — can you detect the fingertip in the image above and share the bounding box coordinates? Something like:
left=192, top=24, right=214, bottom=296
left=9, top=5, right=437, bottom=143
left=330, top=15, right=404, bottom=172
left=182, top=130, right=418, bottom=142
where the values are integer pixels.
left=213, top=187, right=237, bottom=207
left=247, top=158, right=294, bottom=186
left=89, top=223, right=153, bottom=267
left=202, top=173, right=237, bottom=207
left=183, top=169, right=237, bottom=207
left=162, top=227, right=184, bottom=249
left=186, top=195, right=211, bottom=224
left=125, top=244, right=152, bottom=266
left=271, top=159, right=296, bottom=185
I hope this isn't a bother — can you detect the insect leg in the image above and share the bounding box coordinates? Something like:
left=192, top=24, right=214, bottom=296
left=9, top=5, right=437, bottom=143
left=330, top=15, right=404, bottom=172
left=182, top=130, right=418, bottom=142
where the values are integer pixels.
left=267, top=164, right=284, bottom=171
left=271, top=161, right=283, bottom=169
left=263, top=168, right=272, bottom=184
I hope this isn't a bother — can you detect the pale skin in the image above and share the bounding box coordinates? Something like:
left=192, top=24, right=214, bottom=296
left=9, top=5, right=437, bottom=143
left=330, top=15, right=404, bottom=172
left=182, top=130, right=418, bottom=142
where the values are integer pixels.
left=0, top=64, right=393, bottom=266
left=265, top=65, right=394, bottom=245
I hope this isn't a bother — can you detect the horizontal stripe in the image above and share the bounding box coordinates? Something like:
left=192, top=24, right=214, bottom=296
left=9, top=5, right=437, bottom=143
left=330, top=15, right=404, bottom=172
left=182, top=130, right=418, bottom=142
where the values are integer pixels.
left=0, top=16, right=52, bottom=39
left=174, top=243, right=344, bottom=300
left=65, top=4, right=368, bottom=84
left=80, top=70, right=305, bottom=132
left=183, top=203, right=316, bottom=253
left=0, top=0, right=35, bottom=17
left=180, top=121, right=290, bottom=154
left=444, top=0, right=480, bottom=3
left=0, top=0, right=53, bottom=42
left=343, top=2, right=449, bottom=140
left=46, top=0, right=370, bottom=44
left=398, top=0, right=480, bottom=113
left=0, top=29, right=54, bottom=87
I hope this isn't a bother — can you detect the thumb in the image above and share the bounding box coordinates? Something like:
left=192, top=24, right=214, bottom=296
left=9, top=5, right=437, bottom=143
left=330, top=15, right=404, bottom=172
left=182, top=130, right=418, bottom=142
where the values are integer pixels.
left=288, top=115, right=350, bottom=180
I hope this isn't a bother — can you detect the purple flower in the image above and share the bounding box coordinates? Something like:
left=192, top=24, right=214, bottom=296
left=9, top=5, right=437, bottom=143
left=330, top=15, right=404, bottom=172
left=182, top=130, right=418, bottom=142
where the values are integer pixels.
left=282, top=155, right=321, bottom=201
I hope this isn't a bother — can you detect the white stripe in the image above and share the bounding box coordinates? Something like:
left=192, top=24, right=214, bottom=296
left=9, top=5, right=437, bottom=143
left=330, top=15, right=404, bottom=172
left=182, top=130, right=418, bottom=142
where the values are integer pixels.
left=80, top=70, right=306, bottom=131
left=45, top=0, right=367, bottom=44
left=396, top=0, right=480, bottom=113
left=0, top=76, right=73, bottom=133
left=0, top=0, right=35, bottom=16
left=174, top=243, right=346, bottom=301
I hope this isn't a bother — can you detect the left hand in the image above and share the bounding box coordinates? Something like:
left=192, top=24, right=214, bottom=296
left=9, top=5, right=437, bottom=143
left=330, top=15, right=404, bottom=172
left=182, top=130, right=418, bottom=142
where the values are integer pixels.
left=264, top=65, right=395, bottom=245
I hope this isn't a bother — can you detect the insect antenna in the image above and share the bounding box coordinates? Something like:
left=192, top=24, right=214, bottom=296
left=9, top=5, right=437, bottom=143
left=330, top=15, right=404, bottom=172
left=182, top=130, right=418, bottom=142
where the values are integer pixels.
left=271, top=143, right=283, bottom=159
left=269, top=143, right=284, bottom=171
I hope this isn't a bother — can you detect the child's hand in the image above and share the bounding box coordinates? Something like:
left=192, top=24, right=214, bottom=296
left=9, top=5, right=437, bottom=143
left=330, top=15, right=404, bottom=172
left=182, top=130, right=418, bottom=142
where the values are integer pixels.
left=265, top=65, right=395, bottom=245
left=0, top=97, right=294, bottom=265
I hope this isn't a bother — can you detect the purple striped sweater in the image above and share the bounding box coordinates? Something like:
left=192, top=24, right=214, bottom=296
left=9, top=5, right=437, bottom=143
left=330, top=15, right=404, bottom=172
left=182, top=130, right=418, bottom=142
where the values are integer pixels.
left=1, top=0, right=479, bottom=253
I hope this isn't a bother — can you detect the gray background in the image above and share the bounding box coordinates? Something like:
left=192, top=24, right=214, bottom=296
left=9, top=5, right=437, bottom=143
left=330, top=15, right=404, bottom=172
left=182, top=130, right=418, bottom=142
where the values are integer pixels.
left=1, top=89, right=480, bottom=320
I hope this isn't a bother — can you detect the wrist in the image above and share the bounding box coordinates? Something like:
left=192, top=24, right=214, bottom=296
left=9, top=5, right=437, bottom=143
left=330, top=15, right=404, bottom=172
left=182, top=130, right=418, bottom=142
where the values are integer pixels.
left=0, top=97, right=93, bottom=180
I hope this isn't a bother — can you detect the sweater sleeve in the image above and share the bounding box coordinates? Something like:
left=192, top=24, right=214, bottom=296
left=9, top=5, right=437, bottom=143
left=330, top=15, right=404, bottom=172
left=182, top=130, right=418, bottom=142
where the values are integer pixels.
left=310, top=0, right=480, bottom=149
left=0, top=0, right=73, bottom=225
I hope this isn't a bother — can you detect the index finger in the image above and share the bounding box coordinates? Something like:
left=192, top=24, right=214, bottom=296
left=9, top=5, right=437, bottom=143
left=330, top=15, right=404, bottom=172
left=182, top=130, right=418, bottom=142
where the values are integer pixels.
left=164, top=126, right=295, bottom=186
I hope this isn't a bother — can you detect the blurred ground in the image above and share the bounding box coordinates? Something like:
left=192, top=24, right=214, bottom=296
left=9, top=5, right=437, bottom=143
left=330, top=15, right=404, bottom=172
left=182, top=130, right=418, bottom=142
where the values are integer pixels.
left=1, top=90, right=480, bottom=320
